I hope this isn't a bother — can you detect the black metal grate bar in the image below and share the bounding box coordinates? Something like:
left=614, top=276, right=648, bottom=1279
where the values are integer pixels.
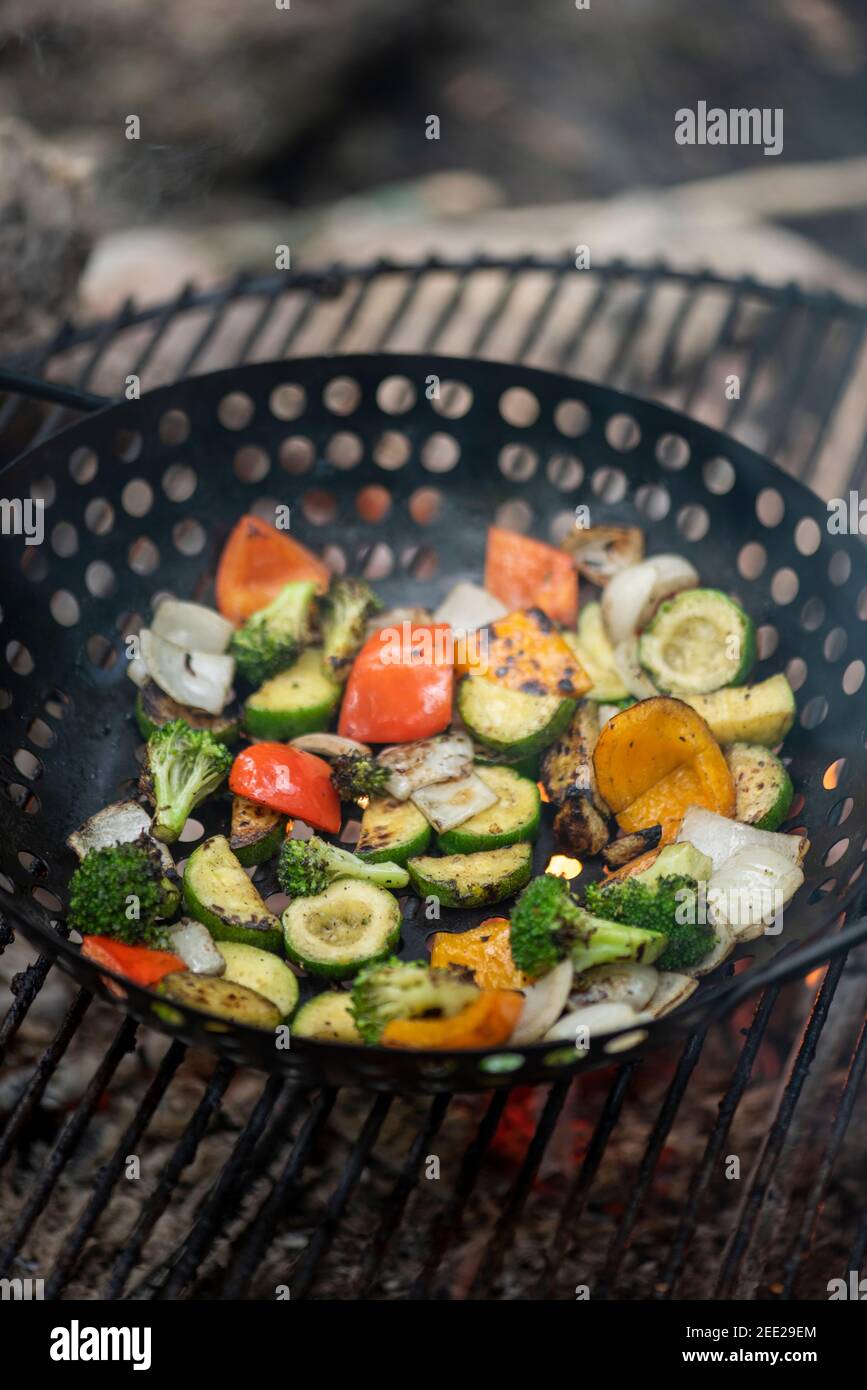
left=0, top=988, right=92, bottom=1170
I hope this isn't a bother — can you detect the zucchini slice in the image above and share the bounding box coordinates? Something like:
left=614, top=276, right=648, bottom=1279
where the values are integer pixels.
left=229, top=795, right=285, bottom=866
left=281, top=880, right=401, bottom=979
left=292, top=991, right=362, bottom=1043
left=244, top=647, right=340, bottom=741
left=725, top=742, right=794, bottom=830
left=356, top=796, right=432, bottom=865
left=135, top=680, right=242, bottom=745
left=183, top=834, right=283, bottom=954
left=638, top=589, right=755, bottom=695
left=217, top=941, right=299, bottom=1018
left=683, top=674, right=796, bottom=747
left=407, top=843, right=533, bottom=908
left=157, top=972, right=282, bottom=1030
left=457, top=674, right=576, bottom=759
left=437, top=765, right=541, bottom=853
left=568, top=604, right=630, bottom=701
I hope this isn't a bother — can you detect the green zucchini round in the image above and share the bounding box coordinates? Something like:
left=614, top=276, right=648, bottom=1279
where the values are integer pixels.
left=356, top=796, right=432, bottom=865
left=292, top=991, right=362, bottom=1042
left=725, top=742, right=794, bottom=830
left=157, top=971, right=282, bottom=1030
left=437, top=765, right=541, bottom=853
left=457, top=675, right=576, bottom=759
left=135, top=680, right=242, bottom=745
left=638, top=589, right=755, bottom=696
left=281, top=880, right=401, bottom=979
left=244, top=648, right=340, bottom=740
left=407, top=842, right=533, bottom=909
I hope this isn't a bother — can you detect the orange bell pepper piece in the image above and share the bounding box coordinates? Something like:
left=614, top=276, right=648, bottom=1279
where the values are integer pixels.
left=593, top=696, right=735, bottom=844
left=456, top=607, right=590, bottom=699
left=429, top=917, right=528, bottom=990
left=381, top=989, right=523, bottom=1049
left=216, top=514, right=330, bottom=624
left=485, top=525, right=578, bottom=627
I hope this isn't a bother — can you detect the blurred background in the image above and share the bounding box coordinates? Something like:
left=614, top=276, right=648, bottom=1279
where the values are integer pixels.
left=2, top=0, right=866, bottom=345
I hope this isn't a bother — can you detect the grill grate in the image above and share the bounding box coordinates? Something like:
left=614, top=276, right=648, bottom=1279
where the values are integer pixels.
left=1, top=255, right=866, bottom=1300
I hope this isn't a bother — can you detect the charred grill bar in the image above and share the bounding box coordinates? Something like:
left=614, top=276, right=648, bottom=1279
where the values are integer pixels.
left=0, top=256, right=866, bottom=1299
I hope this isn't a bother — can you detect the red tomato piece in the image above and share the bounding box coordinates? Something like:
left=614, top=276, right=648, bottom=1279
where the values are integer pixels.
left=229, top=743, right=341, bottom=832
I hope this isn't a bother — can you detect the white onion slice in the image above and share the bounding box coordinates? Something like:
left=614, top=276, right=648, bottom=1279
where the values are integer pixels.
left=511, top=959, right=574, bottom=1044
left=612, top=638, right=658, bottom=698
left=126, top=655, right=150, bottom=689
left=410, top=772, right=497, bottom=832
left=378, top=732, right=474, bottom=801
left=642, top=972, right=699, bottom=1017
left=602, top=554, right=699, bottom=646
left=569, top=962, right=658, bottom=1011
left=677, top=807, right=806, bottom=873
left=152, top=599, right=234, bottom=654
left=708, top=846, right=804, bottom=938
left=543, top=1001, right=638, bottom=1043
left=140, top=629, right=235, bottom=716
left=682, top=920, right=737, bottom=977
left=168, top=919, right=225, bottom=975
left=433, top=582, right=507, bottom=633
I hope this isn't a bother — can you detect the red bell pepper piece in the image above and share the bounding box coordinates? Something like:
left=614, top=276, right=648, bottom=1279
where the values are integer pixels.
left=338, top=622, right=454, bottom=743
left=485, top=525, right=578, bottom=626
left=229, top=743, right=341, bottom=832
left=82, top=936, right=186, bottom=989
left=216, top=514, right=331, bottom=625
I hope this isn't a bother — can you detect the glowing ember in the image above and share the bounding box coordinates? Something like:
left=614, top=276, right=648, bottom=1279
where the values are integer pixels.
left=546, top=854, right=582, bottom=879
left=357, top=795, right=370, bottom=810
left=823, top=758, right=845, bottom=790
left=537, top=781, right=550, bottom=803
left=805, top=967, right=826, bottom=989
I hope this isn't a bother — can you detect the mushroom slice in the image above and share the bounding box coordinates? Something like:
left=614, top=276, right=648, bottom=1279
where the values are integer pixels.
left=560, top=525, right=645, bottom=585
left=67, top=800, right=175, bottom=877
left=643, top=972, right=699, bottom=1018
left=569, top=962, right=658, bottom=1011
left=290, top=733, right=372, bottom=758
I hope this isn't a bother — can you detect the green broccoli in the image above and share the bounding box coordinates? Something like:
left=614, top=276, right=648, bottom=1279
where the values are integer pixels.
left=68, top=836, right=179, bottom=943
left=277, top=834, right=409, bottom=897
left=140, top=719, right=233, bottom=844
left=320, top=578, right=382, bottom=680
left=230, top=579, right=317, bottom=685
left=330, top=752, right=391, bottom=802
left=584, top=874, right=715, bottom=971
left=509, top=873, right=667, bottom=978
left=350, top=957, right=479, bottom=1044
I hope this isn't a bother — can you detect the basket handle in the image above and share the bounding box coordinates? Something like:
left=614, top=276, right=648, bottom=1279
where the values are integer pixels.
left=713, top=912, right=867, bottom=1014
left=0, top=368, right=113, bottom=414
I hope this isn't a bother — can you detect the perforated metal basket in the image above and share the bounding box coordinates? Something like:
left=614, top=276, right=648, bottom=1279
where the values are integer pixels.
left=0, top=353, right=865, bottom=1091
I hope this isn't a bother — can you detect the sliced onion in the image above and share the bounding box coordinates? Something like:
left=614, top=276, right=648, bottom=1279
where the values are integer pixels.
left=677, top=806, right=806, bottom=873
left=66, top=799, right=175, bottom=877
left=682, top=920, right=736, bottom=977
left=569, top=962, right=658, bottom=1011
left=642, top=972, right=698, bottom=1018
left=126, top=655, right=151, bottom=689
left=433, top=582, right=507, bottom=633
left=411, top=772, right=497, bottom=832
left=140, top=629, right=235, bottom=716
left=152, top=599, right=234, bottom=654
left=290, top=733, right=372, bottom=757
left=708, top=846, right=804, bottom=939
left=543, top=1001, right=638, bottom=1043
left=168, top=919, right=225, bottom=975
left=602, top=554, right=699, bottom=646
left=511, top=959, right=574, bottom=1044
left=612, top=637, right=658, bottom=698
left=378, top=732, right=474, bottom=801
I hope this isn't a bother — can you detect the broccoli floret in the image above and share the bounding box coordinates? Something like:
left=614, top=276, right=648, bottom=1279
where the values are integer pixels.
left=584, top=874, right=715, bottom=971
left=277, top=834, right=409, bottom=897
left=140, top=719, right=232, bottom=844
left=509, top=874, right=667, bottom=977
left=68, top=836, right=179, bottom=944
left=330, top=752, right=391, bottom=802
left=350, top=957, right=479, bottom=1044
left=230, top=579, right=317, bottom=685
left=321, top=578, right=382, bottom=680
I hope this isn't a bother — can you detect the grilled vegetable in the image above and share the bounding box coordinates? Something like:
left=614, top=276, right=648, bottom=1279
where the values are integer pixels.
left=135, top=680, right=242, bottom=745
left=230, top=580, right=317, bottom=686
left=381, top=989, right=522, bottom=1049
left=140, top=720, right=233, bottom=845
left=601, top=826, right=663, bottom=870
left=68, top=838, right=179, bottom=944
left=593, top=696, right=735, bottom=843
left=82, top=936, right=186, bottom=988
left=638, top=589, right=755, bottom=695
left=330, top=752, right=391, bottom=802
left=216, top=513, right=329, bottom=625
left=281, top=880, right=402, bottom=978
left=436, top=765, right=541, bottom=853
left=508, top=873, right=666, bottom=978
left=411, top=772, right=498, bottom=833
left=217, top=941, right=299, bottom=1018
left=182, top=835, right=283, bottom=954
left=290, top=733, right=371, bottom=758
left=544, top=1001, right=638, bottom=1043
left=356, top=796, right=432, bottom=865
left=339, top=623, right=454, bottom=744
left=157, top=971, right=282, bottom=1030
left=725, top=743, right=794, bottom=830
left=66, top=799, right=175, bottom=878
left=139, top=629, right=235, bottom=716
left=229, top=795, right=285, bottom=866
left=277, top=834, right=409, bottom=897
left=708, top=847, right=804, bottom=941
left=676, top=806, right=807, bottom=872
left=457, top=674, right=576, bottom=759
left=244, top=648, right=341, bottom=741
left=458, top=607, right=589, bottom=699
left=510, top=958, right=574, bottom=1044
left=683, top=674, right=796, bottom=747
left=407, top=843, right=533, bottom=909
left=541, top=701, right=612, bottom=855
left=292, top=992, right=362, bottom=1042
left=320, top=577, right=383, bottom=681
left=602, top=554, right=699, bottom=646
left=151, top=600, right=234, bottom=654
left=229, top=744, right=341, bottom=833
left=433, top=581, right=507, bottom=632
left=429, top=916, right=527, bottom=990
left=377, top=732, right=473, bottom=801
left=566, top=603, right=629, bottom=701
left=585, top=861, right=716, bottom=972
left=569, top=961, right=659, bottom=1012
left=559, top=524, right=644, bottom=585
left=167, top=918, right=226, bottom=975
left=642, top=971, right=699, bottom=1017
left=485, top=525, right=578, bottom=626
left=350, top=958, right=481, bottom=1044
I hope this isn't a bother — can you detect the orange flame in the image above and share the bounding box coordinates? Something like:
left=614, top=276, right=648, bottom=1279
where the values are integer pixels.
left=546, top=854, right=583, bottom=879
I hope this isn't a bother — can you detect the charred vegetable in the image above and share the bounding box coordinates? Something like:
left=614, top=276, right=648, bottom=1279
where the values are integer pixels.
left=559, top=524, right=644, bottom=585
left=407, top=843, right=533, bottom=909
left=230, top=579, right=317, bottom=685
left=508, top=873, right=666, bottom=978
left=183, top=835, right=283, bottom=954
left=140, top=719, right=232, bottom=845
left=68, top=837, right=179, bottom=944
left=277, top=834, right=409, bottom=897
left=157, top=972, right=282, bottom=1030
left=349, top=957, right=480, bottom=1044
left=282, top=880, right=401, bottom=978
left=229, top=795, right=285, bottom=866
left=725, top=742, right=793, bottom=830
left=330, top=751, right=391, bottom=802
left=320, top=577, right=383, bottom=681
left=541, top=701, right=612, bottom=855
left=135, top=679, right=242, bottom=745
left=601, top=826, right=663, bottom=870
left=356, top=796, right=432, bottom=865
